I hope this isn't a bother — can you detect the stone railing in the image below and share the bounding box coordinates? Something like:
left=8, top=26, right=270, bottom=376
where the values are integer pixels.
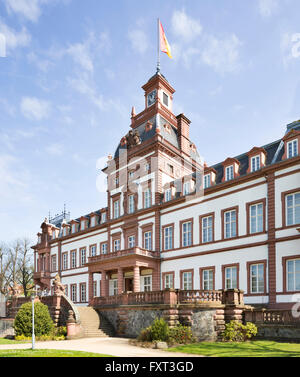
left=88, top=247, right=160, bottom=264
left=178, top=290, right=224, bottom=304
left=245, top=308, right=300, bottom=326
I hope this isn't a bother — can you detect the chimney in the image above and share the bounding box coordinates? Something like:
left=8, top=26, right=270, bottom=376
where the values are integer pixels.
left=176, top=113, right=191, bottom=155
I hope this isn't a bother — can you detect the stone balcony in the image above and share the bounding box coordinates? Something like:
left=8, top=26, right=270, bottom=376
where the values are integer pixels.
left=33, top=270, right=51, bottom=280
left=88, top=246, right=160, bottom=264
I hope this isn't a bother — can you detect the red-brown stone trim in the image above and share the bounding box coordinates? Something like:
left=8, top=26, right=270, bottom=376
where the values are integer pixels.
left=222, top=263, right=240, bottom=290
left=199, top=266, right=215, bottom=290
left=245, top=198, right=267, bottom=235
left=221, top=206, right=239, bottom=240
left=246, top=259, right=267, bottom=296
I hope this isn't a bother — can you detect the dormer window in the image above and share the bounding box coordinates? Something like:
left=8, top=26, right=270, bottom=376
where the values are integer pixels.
left=251, top=155, right=260, bottom=172
left=63, top=227, right=67, bottom=237
left=101, top=212, right=107, bottom=223
left=225, top=165, right=234, bottom=181
left=204, top=174, right=211, bottom=189
left=52, top=230, right=56, bottom=239
left=287, top=139, right=298, bottom=158
left=165, top=188, right=172, bottom=202
left=90, top=216, right=96, bottom=227
left=183, top=181, right=190, bottom=195
left=80, top=220, right=86, bottom=231
left=72, top=224, right=76, bottom=233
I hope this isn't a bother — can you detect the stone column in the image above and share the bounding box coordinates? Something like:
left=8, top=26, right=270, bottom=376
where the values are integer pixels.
left=118, top=268, right=123, bottom=294
left=100, top=271, right=107, bottom=297
left=133, top=266, right=140, bottom=292
left=88, top=272, right=94, bottom=305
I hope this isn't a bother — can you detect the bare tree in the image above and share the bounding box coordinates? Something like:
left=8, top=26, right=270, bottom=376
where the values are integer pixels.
left=17, top=238, right=34, bottom=297
left=0, top=243, right=10, bottom=295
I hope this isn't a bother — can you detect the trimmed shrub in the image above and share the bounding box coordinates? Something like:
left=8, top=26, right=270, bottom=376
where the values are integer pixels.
left=168, top=324, right=196, bottom=345
left=222, top=321, right=258, bottom=342
left=14, top=301, right=54, bottom=338
left=150, top=318, right=169, bottom=342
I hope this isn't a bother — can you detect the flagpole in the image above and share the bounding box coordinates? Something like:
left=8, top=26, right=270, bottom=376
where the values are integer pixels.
left=157, top=18, right=160, bottom=73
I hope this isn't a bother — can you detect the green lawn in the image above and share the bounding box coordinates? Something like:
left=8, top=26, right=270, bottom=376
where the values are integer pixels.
left=168, top=340, right=300, bottom=357
left=0, top=349, right=113, bottom=357
left=0, top=338, right=30, bottom=344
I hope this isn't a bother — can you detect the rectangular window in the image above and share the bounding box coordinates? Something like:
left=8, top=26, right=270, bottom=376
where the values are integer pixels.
left=93, top=281, right=97, bottom=297
left=80, top=221, right=85, bottom=231
left=163, top=92, right=169, bottom=106
left=165, top=188, right=171, bottom=202
left=224, top=210, right=237, bottom=239
left=72, top=224, right=76, bottom=233
left=225, top=165, right=234, bottom=181
left=128, top=195, right=135, bottom=214
left=287, top=139, right=298, bottom=158
left=144, top=188, right=151, bottom=208
left=287, top=259, right=300, bottom=291
left=63, top=227, right=67, bottom=237
left=80, top=284, right=86, bottom=302
left=183, top=181, right=190, bottom=195
left=203, top=269, right=214, bottom=290
left=90, top=245, right=96, bottom=257
left=128, top=235, right=135, bottom=248
left=286, top=192, right=300, bottom=226
left=51, top=255, right=57, bottom=272
left=250, top=203, right=264, bottom=233
left=204, top=174, right=211, bottom=189
left=142, top=276, right=152, bottom=292
left=182, top=221, right=192, bottom=247
left=164, top=274, right=174, bottom=289
left=71, top=284, right=77, bottom=302
left=182, top=271, right=193, bottom=290
left=144, top=231, right=152, bottom=250
left=114, top=200, right=120, bottom=219
left=101, top=212, right=106, bottom=223
left=114, top=239, right=121, bottom=252
left=250, top=264, right=265, bottom=293
left=52, top=230, right=56, bottom=240
left=167, top=164, right=174, bottom=175
left=80, top=248, right=86, bottom=266
left=225, top=266, right=237, bottom=289
left=62, top=253, right=68, bottom=270
left=109, top=279, right=118, bottom=296
left=101, top=243, right=108, bottom=254
left=164, top=226, right=173, bottom=250
left=91, top=217, right=96, bottom=227
left=202, top=216, right=213, bottom=243
left=251, top=155, right=260, bottom=172
left=71, top=250, right=76, bottom=269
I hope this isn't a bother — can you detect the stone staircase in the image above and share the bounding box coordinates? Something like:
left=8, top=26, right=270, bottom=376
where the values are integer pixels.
left=76, top=306, right=115, bottom=338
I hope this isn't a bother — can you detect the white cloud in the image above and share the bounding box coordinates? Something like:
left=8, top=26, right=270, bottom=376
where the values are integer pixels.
left=201, top=34, right=242, bottom=74
left=45, top=143, right=64, bottom=156
left=258, top=0, right=278, bottom=18
left=280, top=32, right=300, bottom=67
left=128, top=29, right=148, bottom=54
left=171, top=9, right=202, bottom=41
left=21, top=97, right=51, bottom=120
left=0, top=21, right=31, bottom=52
left=4, top=0, right=43, bottom=22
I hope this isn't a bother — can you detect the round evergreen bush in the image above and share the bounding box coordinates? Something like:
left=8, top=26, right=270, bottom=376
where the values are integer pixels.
left=14, top=301, right=54, bottom=338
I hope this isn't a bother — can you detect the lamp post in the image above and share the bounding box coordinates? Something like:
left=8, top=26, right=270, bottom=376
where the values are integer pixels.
left=31, top=290, right=35, bottom=350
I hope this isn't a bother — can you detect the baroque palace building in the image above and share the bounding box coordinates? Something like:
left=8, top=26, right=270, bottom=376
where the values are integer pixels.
left=33, top=71, right=300, bottom=310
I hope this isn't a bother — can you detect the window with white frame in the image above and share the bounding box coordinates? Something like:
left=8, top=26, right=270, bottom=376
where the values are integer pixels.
left=80, top=284, right=86, bottom=302
left=144, top=188, right=151, bottom=208
left=225, top=266, right=237, bottom=289
left=90, top=217, right=96, bottom=227
left=165, top=188, right=171, bottom=202
left=71, top=284, right=77, bottom=302
left=250, top=263, right=265, bottom=293
left=51, top=255, right=56, bottom=272
left=90, top=245, right=96, bottom=257
left=204, top=174, right=211, bottom=189
left=63, top=227, right=67, bottom=237
left=251, top=155, right=260, bottom=172
left=287, top=259, right=300, bottom=291
left=93, top=281, right=97, bottom=297
left=109, top=279, right=118, bottom=296
left=202, top=269, right=214, bottom=290
left=164, top=274, right=174, bottom=289
left=142, top=275, right=152, bottom=292
left=113, top=239, right=121, bottom=252
left=286, top=192, right=300, bottom=226
left=163, top=92, right=169, bottom=107
left=128, top=235, right=135, bottom=248
left=225, top=165, right=234, bottom=181
left=144, top=231, right=152, bottom=250
left=80, top=221, right=85, bottom=231
left=224, top=210, right=237, bottom=238
left=182, top=221, right=192, bottom=247
left=287, top=139, right=298, bottom=159
left=182, top=271, right=193, bottom=290
left=101, top=243, right=108, bottom=254
left=62, top=253, right=68, bottom=270
left=114, top=200, right=120, bottom=219
left=202, top=216, right=213, bottom=243
left=101, top=212, right=106, bottom=223
left=183, top=181, right=190, bottom=195
left=80, top=248, right=86, bottom=266
left=250, top=203, right=264, bottom=233
left=128, top=195, right=135, bottom=214
left=71, top=250, right=76, bottom=268
left=164, top=226, right=173, bottom=250
left=72, top=224, right=76, bottom=233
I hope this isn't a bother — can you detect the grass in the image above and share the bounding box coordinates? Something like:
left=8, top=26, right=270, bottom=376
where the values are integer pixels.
left=0, top=349, right=113, bottom=357
left=0, top=338, right=30, bottom=344
left=167, top=340, right=300, bottom=357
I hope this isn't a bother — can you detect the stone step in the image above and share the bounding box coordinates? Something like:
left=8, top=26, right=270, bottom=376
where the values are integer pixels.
left=76, top=305, right=115, bottom=338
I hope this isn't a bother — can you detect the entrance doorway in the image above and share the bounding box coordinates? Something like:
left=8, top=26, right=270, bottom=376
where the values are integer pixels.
left=124, top=278, right=133, bottom=292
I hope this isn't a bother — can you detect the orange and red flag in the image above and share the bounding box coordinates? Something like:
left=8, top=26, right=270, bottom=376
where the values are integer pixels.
left=159, top=20, right=172, bottom=59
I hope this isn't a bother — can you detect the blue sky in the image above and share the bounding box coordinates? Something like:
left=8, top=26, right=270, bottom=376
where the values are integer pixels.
left=0, top=0, right=299, bottom=243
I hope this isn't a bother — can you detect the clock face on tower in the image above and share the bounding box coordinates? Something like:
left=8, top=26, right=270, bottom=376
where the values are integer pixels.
left=147, top=89, right=157, bottom=107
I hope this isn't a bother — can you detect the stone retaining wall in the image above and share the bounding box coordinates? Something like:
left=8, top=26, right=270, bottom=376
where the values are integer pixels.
left=0, top=319, right=14, bottom=338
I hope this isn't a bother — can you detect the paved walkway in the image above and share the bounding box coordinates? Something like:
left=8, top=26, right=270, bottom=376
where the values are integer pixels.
left=0, top=337, right=202, bottom=357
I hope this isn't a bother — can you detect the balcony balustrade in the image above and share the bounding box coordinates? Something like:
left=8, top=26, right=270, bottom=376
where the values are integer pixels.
left=88, top=246, right=160, bottom=264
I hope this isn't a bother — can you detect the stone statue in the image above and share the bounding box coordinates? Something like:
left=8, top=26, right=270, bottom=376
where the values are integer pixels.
left=125, top=130, right=141, bottom=149
left=12, top=282, right=20, bottom=298
left=53, top=274, right=65, bottom=296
